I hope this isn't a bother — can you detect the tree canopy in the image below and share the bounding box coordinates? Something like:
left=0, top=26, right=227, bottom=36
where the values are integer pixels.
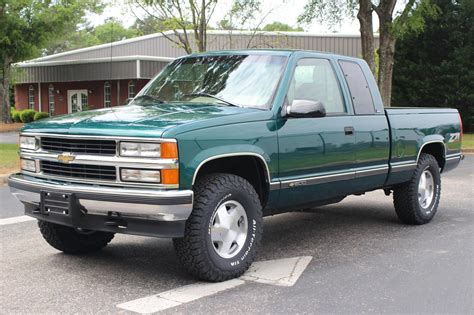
left=392, top=0, right=474, bottom=131
left=0, top=0, right=103, bottom=122
left=262, top=22, right=303, bottom=32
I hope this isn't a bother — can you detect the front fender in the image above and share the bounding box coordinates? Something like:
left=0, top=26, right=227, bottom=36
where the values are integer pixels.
left=175, top=121, right=278, bottom=189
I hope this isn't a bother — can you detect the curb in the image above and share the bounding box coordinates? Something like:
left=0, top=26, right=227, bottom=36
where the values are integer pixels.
left=0, top=174, right=11, bottom=185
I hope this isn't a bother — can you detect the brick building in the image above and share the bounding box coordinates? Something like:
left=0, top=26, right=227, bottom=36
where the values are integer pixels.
left=14, top=30, right=375, bottom=116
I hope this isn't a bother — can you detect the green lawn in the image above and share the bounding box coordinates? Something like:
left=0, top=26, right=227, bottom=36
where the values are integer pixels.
left=462, top=133, right=474, bottom=150
left=0, top=144, right=19, bottom=174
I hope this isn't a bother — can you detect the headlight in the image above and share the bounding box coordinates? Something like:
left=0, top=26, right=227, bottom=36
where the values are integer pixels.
left=119, top=142, right=178, bottom=158
left=20, top=158, right=36, bottom=172
left=120, top=142, right=160, bottom=157
left=121, top=168, right=161, bottom=183
left=19, top=136, right=38, bottom=150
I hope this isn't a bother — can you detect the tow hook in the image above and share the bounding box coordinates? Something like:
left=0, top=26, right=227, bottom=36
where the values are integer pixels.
left=104, top=212, right=128, bottom=229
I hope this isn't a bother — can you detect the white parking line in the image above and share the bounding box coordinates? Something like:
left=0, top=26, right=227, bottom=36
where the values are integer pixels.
left=117, top=279, right=245, bottom=313
left=0, top=215, right=35, bottom=226
left=117, top=256, right=312, bottom=314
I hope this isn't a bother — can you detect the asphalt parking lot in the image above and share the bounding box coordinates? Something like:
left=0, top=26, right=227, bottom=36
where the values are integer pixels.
left=1, top=156, right=472, bottom=314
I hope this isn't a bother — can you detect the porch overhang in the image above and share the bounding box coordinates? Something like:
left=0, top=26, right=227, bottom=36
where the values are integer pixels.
left=15, top=55, right=174, bottom=84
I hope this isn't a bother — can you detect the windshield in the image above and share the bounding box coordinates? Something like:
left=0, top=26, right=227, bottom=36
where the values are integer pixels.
left=134, top=54, right=288, bottom=109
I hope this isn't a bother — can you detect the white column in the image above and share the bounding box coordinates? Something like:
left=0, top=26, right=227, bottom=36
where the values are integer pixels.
left=38, top=82, right=42, bottom=112
left=117, top=80, right=120, bottom=106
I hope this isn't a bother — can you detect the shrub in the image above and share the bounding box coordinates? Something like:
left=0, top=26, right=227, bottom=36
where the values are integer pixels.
left=20, top=109, right=36, bottom=123
left=34, top=112, right=49, bottom=121
left=11, top=110, right=21, bottom=123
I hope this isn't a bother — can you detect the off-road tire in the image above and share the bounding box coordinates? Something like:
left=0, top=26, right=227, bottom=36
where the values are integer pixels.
left=38, top=221, right=114, bottom=254
left=393, top=153, right=441, bottom=225
left=173, top=173, right=263, bottom=282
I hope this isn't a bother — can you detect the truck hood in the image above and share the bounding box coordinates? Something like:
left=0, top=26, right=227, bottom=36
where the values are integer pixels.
left=21, top=103, right=262, bottom=137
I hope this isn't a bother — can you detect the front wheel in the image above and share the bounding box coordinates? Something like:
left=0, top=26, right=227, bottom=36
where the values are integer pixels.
left=393, top=153, right=441, bottom=225
left=173, top=173, right=263, bottom=282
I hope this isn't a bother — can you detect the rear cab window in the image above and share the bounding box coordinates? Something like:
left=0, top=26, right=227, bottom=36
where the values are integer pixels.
left=338, top=60, right=376, bottom=115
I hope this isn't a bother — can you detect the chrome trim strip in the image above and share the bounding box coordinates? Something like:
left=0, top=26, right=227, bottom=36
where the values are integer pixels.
left=20, top=151, right=179, bottom=169
left=20, top=132, right=177, bottom=142
left=279, top=165, right=389, bottom=189
left=354, top=166, right=389, bottom=177
left=390, top=162, right=417, bottom=172
left=191, top=152, right=272, bottom=186
left=280, top=170, right=355, bottom=189
left=445, top=153, right=462, bottom=161
left=269, top=182, right=280, bottom=191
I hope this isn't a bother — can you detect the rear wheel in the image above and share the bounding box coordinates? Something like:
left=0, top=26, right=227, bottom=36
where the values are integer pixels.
left=393, top=153, right=441, bottom=225
left=173, top=173, right=263, bottom=282
left=38, top=221, right=114, bottom=254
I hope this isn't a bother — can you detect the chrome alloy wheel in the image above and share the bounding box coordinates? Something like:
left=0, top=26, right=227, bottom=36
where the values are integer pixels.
left=418, top=168, right=435, bottom=210
left=210, top=200, right=248, bottom=259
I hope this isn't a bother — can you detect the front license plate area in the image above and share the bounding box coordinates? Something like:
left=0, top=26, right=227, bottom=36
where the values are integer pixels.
left=40, top=191, right=74, bottom=216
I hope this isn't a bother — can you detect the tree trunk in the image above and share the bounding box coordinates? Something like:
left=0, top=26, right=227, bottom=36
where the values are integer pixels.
left=357, top=0, right=376, bottom=76
left=377, top=12, right=396, bottom=107
left=377, top=35, right=396, bottom=107
left=0, top=60, right=12, bottom=123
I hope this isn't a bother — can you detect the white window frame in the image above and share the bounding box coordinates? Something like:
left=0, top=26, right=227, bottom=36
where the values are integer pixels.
left=48, top=84, right=55, bottom=116
left=128, top=80, right=136, bottom=99
left=28, top=85, right=35, bottom=109
left=104, top=82, right=111, bottom=108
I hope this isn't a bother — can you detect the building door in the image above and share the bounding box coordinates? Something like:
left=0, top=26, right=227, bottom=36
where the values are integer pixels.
left=67, top=90, right=88, bottom=113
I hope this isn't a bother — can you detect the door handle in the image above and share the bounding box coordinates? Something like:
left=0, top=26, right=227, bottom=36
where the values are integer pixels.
left=344, top=126, right=354, bottom=135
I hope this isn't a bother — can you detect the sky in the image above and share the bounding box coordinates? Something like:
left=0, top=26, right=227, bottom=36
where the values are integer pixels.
left=88, top=0, right=369, bottom=34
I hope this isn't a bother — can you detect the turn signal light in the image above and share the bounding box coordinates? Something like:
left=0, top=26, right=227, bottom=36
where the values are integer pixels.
left=161, top=169, right=179, bottom=185
left=160, top=142, right=178, bottom=159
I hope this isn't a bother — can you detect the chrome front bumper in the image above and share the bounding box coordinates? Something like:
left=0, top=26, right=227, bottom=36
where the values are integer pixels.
left=8, top=173, right=193, bottom=222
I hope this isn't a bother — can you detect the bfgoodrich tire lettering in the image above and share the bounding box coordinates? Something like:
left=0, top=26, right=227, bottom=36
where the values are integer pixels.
left=173, top=173, right=263, bottom=282
left=393, top=153, right=441, bottom=225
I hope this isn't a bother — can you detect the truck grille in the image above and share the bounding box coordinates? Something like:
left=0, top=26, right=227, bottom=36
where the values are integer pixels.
left=40, top=137, right=117, bottom=156
left=41, top=161, right=117, bottom=181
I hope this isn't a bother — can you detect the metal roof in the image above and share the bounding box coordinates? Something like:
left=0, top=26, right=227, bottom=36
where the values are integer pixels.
left=15, top=30, right=378, bottom=84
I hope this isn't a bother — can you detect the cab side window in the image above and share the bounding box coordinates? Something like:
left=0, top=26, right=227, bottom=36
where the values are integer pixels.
left=338, top=60, right=376, bottom=115
left=287, top=58, right=346, bottom=114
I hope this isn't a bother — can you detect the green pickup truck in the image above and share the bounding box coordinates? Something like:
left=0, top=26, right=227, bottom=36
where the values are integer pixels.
left=9, top=50, right=463, bottom=281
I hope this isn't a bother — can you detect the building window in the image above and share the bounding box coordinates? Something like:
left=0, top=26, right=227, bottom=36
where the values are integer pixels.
left=128, top=80, right=136, bottom=99
left=28, top=85, right=35, bottom=109
left=104, top=82, right=111, bottom=107
left=48, top=84, right=55, bottom=116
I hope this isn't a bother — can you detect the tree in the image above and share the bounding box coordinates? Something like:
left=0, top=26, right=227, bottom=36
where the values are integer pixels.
left=0, top=0, right=103, bottom=123
left=392, top=0, right=474, bottom=131
left=130, top=0, right=218, bottom=54
left=262, top=22, right=304, bottom=32
left=45, top=19, right=139, bottom=55
left=299, top=0, right=437, bottom=107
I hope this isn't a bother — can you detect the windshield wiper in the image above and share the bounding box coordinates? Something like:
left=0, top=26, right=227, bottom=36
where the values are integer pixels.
left=186, top=93, right=240, bottom=107
left=132, top=94, right=165, bottom=104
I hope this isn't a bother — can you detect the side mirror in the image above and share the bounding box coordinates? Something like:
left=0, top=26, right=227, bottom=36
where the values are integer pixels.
left=288, top=100, right=326, bottom=118
left=123, top=98, right=133, bottom=105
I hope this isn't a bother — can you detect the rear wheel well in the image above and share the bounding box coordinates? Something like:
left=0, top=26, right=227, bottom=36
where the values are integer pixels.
left=419, top=142, right=445, bottom=170
left=193, top=156, right=269, bottom=207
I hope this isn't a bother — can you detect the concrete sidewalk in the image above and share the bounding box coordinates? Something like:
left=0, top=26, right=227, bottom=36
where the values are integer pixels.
left=0, top=132, right=18, bottom=144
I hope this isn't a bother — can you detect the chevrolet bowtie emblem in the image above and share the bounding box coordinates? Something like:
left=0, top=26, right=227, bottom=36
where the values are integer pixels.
left=57, top=153, right=75, bottom=164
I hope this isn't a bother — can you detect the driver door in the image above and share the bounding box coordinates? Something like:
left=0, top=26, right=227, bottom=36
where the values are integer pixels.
left=277, top=57, right=356, bottom=209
